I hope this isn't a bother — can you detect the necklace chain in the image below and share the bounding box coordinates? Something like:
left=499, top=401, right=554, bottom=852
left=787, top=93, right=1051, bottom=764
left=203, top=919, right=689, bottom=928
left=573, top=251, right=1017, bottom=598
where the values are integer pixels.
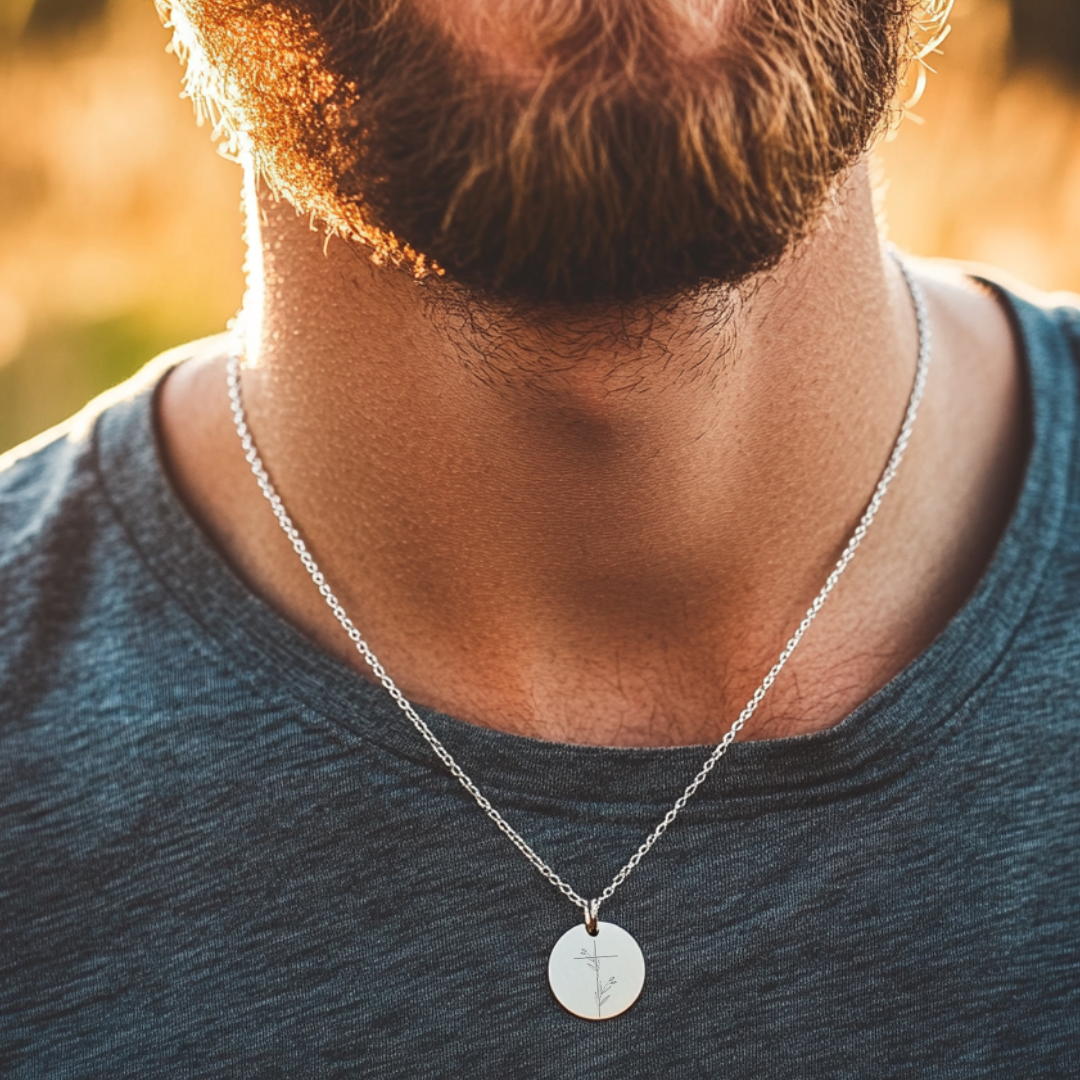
left=227, top=256, right=932, bottom=925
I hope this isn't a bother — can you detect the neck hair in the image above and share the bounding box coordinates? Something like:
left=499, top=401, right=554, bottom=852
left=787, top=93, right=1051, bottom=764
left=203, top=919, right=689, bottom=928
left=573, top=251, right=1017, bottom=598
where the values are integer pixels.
left=410, top=270, right=745, bottom=395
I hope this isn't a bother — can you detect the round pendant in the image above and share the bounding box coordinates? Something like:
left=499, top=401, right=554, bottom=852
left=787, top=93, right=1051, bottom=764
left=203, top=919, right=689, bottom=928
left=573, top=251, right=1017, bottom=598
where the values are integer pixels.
left=548, top=920, right=645, bottom=1020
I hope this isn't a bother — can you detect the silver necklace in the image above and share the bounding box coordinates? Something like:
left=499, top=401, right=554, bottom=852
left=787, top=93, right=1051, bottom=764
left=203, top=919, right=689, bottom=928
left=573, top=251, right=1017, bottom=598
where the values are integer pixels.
left=227, top=256, right=931, bottom=1020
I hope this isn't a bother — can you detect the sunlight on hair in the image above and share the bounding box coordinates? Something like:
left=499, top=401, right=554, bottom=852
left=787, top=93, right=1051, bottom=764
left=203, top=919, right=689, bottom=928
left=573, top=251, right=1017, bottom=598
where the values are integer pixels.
left=2, top=0, right=1079, bottom=456
left=894, top=0, right=956, bottom=128
left=157, top=0, right=438, bottom=280
left=156, top=0, right=921, bottom=299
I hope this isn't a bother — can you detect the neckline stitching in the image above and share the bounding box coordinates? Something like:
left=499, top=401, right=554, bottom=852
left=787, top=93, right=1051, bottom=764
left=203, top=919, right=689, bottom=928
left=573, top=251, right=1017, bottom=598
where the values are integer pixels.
left=86, top=286, right=1075, bottom=805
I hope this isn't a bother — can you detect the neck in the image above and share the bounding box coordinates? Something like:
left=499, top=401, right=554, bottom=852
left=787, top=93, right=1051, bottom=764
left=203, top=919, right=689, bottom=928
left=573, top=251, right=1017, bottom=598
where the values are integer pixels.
left=159, top=160, right=1025, bottom=746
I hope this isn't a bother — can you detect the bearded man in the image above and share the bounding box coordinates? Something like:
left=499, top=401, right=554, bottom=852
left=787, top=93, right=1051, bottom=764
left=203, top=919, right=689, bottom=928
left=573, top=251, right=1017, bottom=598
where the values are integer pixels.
left=1, top=0, right=1078, bottom=1074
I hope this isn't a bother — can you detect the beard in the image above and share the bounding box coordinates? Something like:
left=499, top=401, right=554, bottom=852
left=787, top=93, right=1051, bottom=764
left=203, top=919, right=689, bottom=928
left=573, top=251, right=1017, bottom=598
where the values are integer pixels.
left=168, top=0, right=916, bottom=302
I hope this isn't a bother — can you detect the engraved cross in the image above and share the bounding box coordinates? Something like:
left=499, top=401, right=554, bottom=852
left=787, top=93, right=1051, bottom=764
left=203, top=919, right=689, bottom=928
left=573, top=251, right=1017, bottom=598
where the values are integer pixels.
left=574, top=938, right=619, bottom=1017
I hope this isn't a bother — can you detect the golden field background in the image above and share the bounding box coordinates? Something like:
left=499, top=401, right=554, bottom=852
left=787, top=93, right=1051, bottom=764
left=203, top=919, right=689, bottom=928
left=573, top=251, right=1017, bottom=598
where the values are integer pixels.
left=0, top=0, right=1078, bottom=452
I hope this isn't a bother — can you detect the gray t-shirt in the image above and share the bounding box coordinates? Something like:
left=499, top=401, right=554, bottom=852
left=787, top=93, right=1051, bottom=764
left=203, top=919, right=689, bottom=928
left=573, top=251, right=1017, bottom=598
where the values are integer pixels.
left=2, top=282, right=1079, bottom=1078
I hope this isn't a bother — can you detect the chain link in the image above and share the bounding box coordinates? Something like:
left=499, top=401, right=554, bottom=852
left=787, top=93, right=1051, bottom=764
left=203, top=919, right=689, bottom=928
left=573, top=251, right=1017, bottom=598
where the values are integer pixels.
left=227, top=255, right=931, bottom=923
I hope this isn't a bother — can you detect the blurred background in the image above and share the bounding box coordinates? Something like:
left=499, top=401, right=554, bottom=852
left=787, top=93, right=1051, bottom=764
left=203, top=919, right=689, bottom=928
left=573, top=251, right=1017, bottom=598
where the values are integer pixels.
left=0, top=0, right=1078, bottom=453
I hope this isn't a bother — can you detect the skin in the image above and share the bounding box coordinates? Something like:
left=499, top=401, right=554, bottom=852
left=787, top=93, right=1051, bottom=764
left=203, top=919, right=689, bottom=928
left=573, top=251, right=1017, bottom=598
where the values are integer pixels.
left=158, top=159, right=1027, bottom=747
left=429, top=0, right=734, bottom=82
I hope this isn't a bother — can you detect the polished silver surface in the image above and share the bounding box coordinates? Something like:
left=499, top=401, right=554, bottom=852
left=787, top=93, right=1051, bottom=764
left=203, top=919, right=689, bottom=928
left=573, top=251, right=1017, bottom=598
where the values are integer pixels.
left=227, top=254, right=932, bottom=932
left=548, top=921, right=645, bottom=1020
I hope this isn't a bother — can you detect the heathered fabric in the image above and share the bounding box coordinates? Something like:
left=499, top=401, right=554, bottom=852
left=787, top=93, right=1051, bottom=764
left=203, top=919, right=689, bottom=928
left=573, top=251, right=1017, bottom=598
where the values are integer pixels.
left=1, top=282, right=1079, bottom=1079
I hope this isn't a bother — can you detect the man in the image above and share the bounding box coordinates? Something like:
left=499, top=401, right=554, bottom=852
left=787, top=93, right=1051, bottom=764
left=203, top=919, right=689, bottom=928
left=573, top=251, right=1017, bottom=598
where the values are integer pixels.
left=1, top=0, right=1077, bottom=1074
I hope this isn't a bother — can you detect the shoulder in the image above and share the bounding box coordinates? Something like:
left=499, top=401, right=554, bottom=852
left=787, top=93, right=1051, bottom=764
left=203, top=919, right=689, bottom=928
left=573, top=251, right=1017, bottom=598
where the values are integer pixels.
left=924, top=257, right=1080, bottom=348
left=0, top=335, right=227, bottom=530
left=0, top=335, right=228, bottom=683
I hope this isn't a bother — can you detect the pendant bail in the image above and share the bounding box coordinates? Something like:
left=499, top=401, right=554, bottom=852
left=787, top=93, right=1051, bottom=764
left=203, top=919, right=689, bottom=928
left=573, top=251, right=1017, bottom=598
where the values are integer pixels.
left=583, top=900, right=599, bottom=936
